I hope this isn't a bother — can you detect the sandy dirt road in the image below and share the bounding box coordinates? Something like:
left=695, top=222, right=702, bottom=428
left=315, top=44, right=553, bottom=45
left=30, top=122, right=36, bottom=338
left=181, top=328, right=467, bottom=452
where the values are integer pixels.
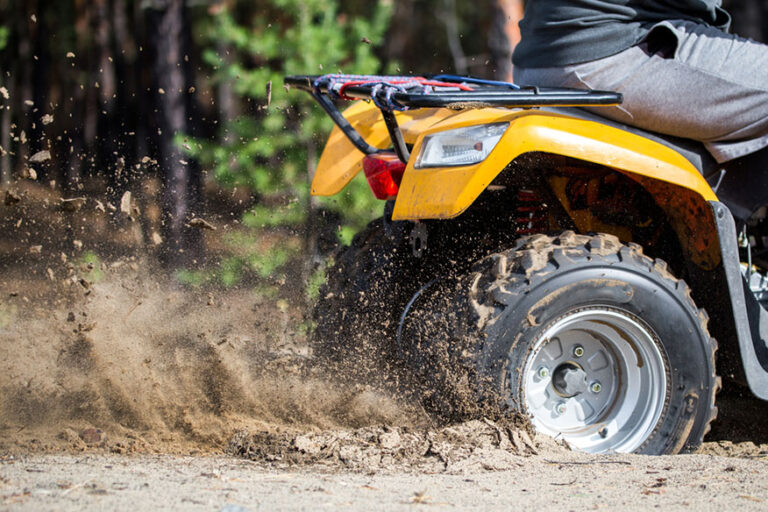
left=2, top=451, right=768, bottom=511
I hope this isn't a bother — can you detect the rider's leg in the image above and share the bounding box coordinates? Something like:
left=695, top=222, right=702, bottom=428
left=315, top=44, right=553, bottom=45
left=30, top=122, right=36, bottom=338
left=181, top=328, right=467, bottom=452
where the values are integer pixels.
left=515, top=20, right=768, bottom=163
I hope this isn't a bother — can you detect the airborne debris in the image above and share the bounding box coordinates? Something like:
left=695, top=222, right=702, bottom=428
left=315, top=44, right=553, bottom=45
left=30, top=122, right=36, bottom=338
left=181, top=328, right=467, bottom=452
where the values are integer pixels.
left=29, top=150, right=51, bottom=163
left=60, top=197, right=86, bottom=212
left=187, top=217, right=216, bottom=230
left=0, top=87, right=9, bottom=100
left=361, top=36, right=372, bottom=44
left=29, top=245, right=43, bottom=254
left=66, top=51, right=76, bottom=58
left=4, top=190, right=21, bottom=205
left=120, top=191, right=133, bottom=217
left=41, top=114, right=54, bottom=125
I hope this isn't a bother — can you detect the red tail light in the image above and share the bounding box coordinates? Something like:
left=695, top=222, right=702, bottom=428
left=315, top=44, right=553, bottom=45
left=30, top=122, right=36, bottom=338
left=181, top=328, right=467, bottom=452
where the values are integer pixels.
left=363, top=152, right=406, bottom=200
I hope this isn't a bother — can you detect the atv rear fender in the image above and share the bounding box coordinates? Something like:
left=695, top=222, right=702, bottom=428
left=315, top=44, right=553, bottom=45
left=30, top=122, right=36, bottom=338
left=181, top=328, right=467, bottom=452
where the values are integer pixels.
left=312, top=101, right=716, bottom=215
left=392, top=108, right=717, bottom=219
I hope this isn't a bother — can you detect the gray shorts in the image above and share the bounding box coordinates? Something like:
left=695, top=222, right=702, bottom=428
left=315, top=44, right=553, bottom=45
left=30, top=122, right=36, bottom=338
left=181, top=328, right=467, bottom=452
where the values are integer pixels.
left=515, top=20, right=768, bottom=163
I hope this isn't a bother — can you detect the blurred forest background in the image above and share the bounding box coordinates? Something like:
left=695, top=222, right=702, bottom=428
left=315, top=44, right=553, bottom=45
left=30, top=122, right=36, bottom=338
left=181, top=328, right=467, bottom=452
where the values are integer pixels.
left=0, top=0, right=766, bottom=296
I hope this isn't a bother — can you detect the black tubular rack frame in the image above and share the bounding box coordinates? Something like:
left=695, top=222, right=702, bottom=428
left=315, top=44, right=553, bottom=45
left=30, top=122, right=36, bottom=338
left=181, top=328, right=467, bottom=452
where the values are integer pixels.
left=284, top=74, right=623, bottom=163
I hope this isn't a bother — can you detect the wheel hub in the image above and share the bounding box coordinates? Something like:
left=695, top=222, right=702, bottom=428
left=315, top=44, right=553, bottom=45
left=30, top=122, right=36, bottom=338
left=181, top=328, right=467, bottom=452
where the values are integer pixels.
left=552, top=362, right=587, bottom=397
left=520, top=307, right=668, bottom=454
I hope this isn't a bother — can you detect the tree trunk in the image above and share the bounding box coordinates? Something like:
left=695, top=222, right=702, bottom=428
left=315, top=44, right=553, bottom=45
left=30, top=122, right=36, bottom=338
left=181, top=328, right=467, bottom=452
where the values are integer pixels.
left=95, top=0, right=120, bottom=194
left=145, top=0, right=202, bottom=267
left=0, top=60, right=13, bottom=188
left=488, top=0, right=523, bottom=82
left=111, top=0, right=137, bottom=171
left=29, top=1, right=50, bottom=181
left=440, top=0, right=468, bottom=75
left=382, top=0, right=415, bottom=71
left=15, top=0, right=34, bottom=174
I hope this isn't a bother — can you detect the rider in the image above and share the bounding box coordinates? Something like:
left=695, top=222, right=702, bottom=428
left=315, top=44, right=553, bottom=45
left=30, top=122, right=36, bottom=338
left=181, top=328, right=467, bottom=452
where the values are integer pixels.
left=512, top=1, right=768, bottom=163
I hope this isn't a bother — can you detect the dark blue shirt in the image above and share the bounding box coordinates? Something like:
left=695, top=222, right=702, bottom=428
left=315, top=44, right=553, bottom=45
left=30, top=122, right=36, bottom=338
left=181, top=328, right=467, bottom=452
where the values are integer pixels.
left=513, top=0, right=731, bottom=68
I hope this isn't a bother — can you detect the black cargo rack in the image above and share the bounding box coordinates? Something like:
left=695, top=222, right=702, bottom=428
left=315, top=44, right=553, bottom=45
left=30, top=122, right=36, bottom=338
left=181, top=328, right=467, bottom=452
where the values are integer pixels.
left=284, top=74, right=622, bottom=163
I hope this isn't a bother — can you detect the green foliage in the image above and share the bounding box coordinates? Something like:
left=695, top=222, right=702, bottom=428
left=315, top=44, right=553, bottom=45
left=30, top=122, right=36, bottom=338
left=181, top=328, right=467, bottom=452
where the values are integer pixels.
left=176, top=231, right=299, bottom=289
left=0, top=27, right=7, bottom=51
left=190, top=0, right=392, bottom=234
left=77, top=251, right=105, bottom=283
left=305, top=258, right=332, bottom=301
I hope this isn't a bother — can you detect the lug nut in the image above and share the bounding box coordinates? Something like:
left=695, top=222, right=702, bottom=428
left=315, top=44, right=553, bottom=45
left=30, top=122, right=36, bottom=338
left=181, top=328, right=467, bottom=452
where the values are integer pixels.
left=573, top=345, right=584, bottom=357
left=590, top=381, right=602, bottom=393
left=537, top=366, right=549, bottom=378
left=555, top=402, right=567, bottom=415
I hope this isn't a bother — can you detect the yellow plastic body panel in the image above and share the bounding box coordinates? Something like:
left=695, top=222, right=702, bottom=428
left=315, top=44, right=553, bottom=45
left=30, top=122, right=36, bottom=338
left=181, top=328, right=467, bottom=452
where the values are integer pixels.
left=392, top=109, right=717, bottom=220
left=311, top=101, right=453, bottom=195
left=312, top=103, right=717, bottom=221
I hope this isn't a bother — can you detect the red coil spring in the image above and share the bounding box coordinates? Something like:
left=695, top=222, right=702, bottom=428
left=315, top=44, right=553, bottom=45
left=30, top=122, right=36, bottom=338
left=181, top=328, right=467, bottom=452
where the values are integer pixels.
left=515, top=189, right=548, bottom=236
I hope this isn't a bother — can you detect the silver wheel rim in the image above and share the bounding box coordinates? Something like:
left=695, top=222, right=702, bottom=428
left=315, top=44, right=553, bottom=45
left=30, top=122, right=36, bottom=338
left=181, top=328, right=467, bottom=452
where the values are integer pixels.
left=520, top=307, right=668, bottom=453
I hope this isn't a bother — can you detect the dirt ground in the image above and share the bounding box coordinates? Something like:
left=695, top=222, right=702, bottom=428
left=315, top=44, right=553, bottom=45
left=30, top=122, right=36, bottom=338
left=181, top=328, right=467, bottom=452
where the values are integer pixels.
left=2, top=184, right=768, bottom=510
left=3, top=450, right=768, bottom=511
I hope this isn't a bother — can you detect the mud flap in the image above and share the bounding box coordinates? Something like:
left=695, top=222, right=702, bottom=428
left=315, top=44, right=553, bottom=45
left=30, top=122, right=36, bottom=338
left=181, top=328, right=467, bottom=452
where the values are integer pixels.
left=710, top=201, right=768, bottom=400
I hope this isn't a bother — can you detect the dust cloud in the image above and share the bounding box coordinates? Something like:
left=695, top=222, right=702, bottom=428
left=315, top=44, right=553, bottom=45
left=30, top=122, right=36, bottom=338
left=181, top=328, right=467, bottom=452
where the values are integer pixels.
left=0, top=265, right=422, bottom=455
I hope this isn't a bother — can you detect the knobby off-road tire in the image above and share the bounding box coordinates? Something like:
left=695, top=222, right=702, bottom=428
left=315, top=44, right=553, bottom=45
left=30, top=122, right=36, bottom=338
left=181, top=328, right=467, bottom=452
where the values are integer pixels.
left=312, top=217, right=418, bottom=376
left=403, top=231, right=719, bottom=454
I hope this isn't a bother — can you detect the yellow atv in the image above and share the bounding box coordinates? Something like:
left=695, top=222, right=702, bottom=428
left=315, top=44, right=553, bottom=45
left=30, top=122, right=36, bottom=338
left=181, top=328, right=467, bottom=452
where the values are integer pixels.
left=286, top=74, right=768, bottom=455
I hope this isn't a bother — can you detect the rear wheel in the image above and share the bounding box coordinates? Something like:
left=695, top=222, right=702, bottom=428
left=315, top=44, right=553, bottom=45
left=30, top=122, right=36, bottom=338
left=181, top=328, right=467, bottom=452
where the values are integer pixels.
left=403, top=231, right=720, bottom=454
left=312, top=217, right=417, bottom=373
